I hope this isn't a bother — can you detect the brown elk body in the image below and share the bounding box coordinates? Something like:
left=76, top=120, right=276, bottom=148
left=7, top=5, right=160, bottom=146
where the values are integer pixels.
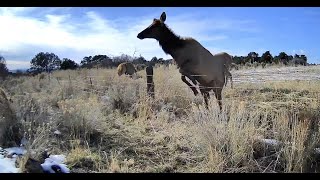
left=137, top=12, right=233, bottom=110
left=135, top=64, right=147, bottom=71
left=117, top=62, right=137, bottom=78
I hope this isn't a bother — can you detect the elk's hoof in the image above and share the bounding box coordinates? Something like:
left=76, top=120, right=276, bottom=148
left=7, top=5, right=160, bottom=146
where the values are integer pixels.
left=193, top=91, right=199, bottom=96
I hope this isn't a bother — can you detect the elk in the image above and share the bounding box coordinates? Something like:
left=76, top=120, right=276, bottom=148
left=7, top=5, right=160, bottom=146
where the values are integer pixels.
left=117, top=62, right=137, bottom=78
left=135, top=64, right=147, bottom=71
left=137, top=12, right=233, bottom=110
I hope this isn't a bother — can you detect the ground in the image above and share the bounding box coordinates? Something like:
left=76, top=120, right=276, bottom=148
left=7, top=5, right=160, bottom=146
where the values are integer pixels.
left=0, top=64, right=319, bottom=173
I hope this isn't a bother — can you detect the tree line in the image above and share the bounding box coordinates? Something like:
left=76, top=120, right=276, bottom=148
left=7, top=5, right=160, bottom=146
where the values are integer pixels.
left=26, top=52, right=173, bottom=75
left=233, top=51, right=310, bottom=66
left=0, top=50, right=317, bottom=79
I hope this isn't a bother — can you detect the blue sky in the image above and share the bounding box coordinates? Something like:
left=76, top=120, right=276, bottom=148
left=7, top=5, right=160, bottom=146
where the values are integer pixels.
left=0, top=7, right=319, bottom=70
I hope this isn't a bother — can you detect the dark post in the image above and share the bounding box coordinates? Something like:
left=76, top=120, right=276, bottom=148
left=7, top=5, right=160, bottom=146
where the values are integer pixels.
left=146, top=65, right=155, bottom=99
left=89, top=77, right=93, bottom=89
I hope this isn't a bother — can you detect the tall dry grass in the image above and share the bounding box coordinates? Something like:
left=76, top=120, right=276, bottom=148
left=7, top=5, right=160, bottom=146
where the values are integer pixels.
left=1, top=65, right=320, bottom=173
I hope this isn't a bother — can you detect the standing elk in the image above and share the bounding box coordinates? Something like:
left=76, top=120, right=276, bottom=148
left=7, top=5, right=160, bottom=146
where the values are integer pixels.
left=137, top=12, right=233, bottom=110
left=117, top=62, right=137, bottom=78
left=135, top=64, right=147, bottom=71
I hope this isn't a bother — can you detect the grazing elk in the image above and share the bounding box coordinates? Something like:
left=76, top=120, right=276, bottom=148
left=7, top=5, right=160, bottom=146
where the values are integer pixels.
left=137, top=12, right=233, bottom=110
left=135, top=64, right=147, bottom=71
left=117, top=62, right=137, bottom=78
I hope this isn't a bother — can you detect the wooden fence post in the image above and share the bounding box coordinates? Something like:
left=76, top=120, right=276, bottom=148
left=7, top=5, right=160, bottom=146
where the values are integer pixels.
left=89, top=77, right=93, bottom=89
left=146, top=65, right=155, bottom=99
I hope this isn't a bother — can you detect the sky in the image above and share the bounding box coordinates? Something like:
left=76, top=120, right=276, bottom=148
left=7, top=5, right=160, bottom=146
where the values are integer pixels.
left=0, top=7, right=319, bottom=70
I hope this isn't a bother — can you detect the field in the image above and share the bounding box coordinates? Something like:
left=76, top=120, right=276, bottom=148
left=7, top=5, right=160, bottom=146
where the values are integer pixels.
left=1, top=64, right=320, bottom=173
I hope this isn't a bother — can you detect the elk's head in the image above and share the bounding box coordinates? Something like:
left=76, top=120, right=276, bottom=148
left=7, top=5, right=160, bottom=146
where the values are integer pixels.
left=137, top=12, right=167, bottom=40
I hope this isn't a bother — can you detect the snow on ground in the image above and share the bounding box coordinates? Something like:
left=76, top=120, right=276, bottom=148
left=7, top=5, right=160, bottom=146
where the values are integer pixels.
left=41, top=155, right=70, bottom=173
left=0, top=146, right=69, bottom=173
left=53, top=130, right=61, bottom=135
left=232, top=66, right=320, bottom=84
left=0, top=147, right=25, bottom=173
left=5, top=147, right=27, bottom=156
left=0, top=153, right=20, bottom=173
left=260, top=139, right=281, bottom=146
left=0, top=156, right=20, bottom=173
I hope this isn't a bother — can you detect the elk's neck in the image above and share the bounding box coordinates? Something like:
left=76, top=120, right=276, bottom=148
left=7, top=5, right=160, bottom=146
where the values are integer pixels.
left=157, top=26, right=185, bottom=59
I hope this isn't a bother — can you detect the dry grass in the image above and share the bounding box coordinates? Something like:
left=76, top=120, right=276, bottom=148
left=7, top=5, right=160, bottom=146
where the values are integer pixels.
left=1, top=64, right=320, bottom=173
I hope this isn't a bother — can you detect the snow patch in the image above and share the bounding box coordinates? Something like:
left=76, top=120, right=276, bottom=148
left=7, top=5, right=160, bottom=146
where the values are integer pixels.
left=100, top=95, right=111, bottom=105
left=0, top=146, right=26, bottom=173
left=5, top=147, right=27, bottom=156
left=1, top=146, right=70, bottom=173
left=41, top=155, right=70, bottom=173
left=54, top=130, right=61, bottom=135
left=0, top=156, right=20, bottom=173
left=260, top=139, right=281, bottom=146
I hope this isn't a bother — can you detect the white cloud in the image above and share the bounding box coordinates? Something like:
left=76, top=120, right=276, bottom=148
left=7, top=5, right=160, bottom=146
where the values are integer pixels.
left=0, top=7, right=38, bottom=15
left=0, top=8, right=258, bottom=70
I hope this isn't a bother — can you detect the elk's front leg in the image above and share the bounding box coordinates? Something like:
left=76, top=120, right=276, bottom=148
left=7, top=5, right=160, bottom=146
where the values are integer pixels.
left=178, top=59, right=200, bottom=96
left=181, top=75, right=199, bottom=96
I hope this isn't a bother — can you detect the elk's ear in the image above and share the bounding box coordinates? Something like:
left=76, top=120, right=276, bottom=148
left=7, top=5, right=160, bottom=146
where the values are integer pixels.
left=160, top=12, right=166, bottom=22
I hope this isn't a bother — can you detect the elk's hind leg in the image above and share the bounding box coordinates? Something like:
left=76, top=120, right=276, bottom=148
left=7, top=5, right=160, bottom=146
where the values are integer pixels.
left=215, top=88, right=222, bottom=111
left=212, top=81, right=224, bottom=111
left=227, top=70, right=233, bottom=89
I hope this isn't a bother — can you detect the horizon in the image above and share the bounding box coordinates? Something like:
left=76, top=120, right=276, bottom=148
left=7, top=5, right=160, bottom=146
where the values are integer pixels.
left=1, top=7, right=319, bottom=70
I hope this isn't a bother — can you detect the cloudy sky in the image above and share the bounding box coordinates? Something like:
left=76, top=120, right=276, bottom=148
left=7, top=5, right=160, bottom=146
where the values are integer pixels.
left=0, top=7, right=319, bottom=70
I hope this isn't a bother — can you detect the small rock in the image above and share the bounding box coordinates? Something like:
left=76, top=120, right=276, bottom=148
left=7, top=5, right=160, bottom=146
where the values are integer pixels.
left=25, top=158, right=44, bottom=173
left=39, top=150, right=50, bottom=164
left=51, top=165, right=63, bottom=173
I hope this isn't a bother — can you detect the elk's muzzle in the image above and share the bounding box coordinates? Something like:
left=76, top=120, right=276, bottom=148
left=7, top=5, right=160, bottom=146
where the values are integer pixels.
left=137, top=33, right=144, bottom=40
